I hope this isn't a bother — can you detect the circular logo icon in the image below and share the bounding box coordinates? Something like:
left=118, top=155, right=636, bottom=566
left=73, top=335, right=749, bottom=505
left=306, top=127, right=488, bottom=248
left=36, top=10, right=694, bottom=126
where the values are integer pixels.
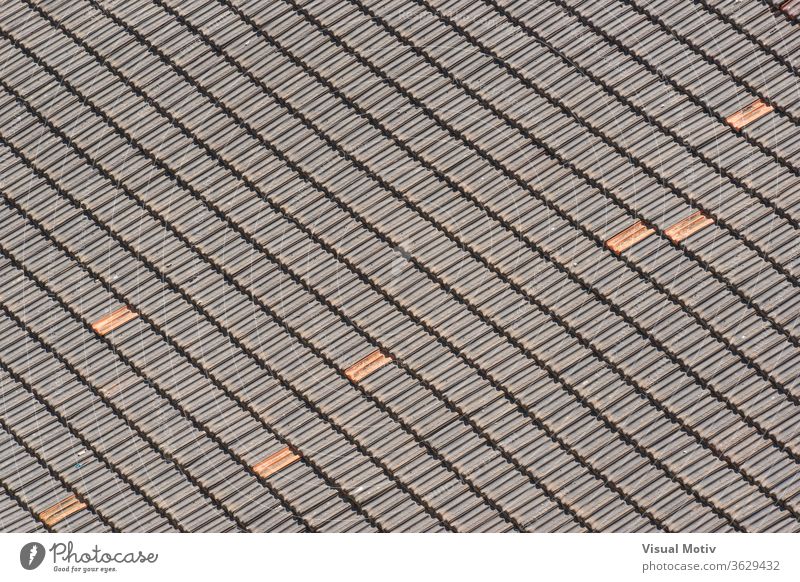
left=20, top=542, right=45, bottom=570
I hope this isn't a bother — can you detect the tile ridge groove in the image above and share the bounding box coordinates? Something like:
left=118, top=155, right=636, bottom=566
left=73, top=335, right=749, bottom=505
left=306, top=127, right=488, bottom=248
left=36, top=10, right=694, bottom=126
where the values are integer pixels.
left=772, top=0, right=800, bottom=21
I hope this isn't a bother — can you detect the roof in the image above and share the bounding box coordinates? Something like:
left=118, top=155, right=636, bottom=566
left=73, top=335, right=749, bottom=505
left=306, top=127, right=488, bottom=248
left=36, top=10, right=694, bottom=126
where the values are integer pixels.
left=0, top=0, right=798, bottom=532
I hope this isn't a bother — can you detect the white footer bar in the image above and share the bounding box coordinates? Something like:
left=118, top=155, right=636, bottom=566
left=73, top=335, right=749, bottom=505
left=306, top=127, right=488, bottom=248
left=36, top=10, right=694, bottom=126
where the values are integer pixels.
left=0, top=533, right=796, bottom=581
